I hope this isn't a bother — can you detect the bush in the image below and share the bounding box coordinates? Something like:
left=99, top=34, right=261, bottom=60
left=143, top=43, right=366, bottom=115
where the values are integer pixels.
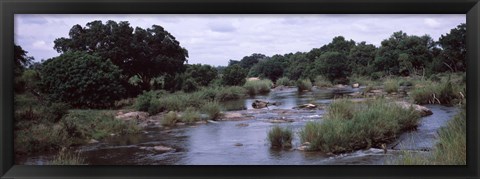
left=43, top=102, right=70, bottom=123
left=14, top=123, right=70, bottom=154
left=268, top=126, right=293, bottom=148
left=300, top=99, right=420, bottom=153
left=40, top=51, right=125, bottom=108
left=201, top=101, right=222, bottom=120
left=222, top=64, right=247, bottom=86
left=326, top=99, right=357, bottom=120
left=410, top=80, right=461, bottom=105
left=162, top=111, right=179, bottom=126
left=276, top=77, right=294, bottom=86
left=181, top=107, right=202, bottom=123
left=297, top=79, right=313, bottom=91
left=49, top=148, right=86, bottom=165
left=384, top=79, right=399, bottom=93
left=314, top=76, right=333, bottom=88
left=399, top=80, right=414, bottom=87
left=243, top=79, right=273, bottom=95
left=134, top=91, right=164, bottom=114
left=213, top=86, right=247, bottom=101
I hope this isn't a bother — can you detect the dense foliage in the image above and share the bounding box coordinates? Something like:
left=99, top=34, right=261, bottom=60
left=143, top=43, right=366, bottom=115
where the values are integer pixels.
left=40, top=51, right=125, bottom=108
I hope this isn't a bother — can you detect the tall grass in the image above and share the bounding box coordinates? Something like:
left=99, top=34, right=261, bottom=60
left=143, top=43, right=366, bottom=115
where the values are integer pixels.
left=181, top=107, right=202, bottom=123
left=384, top=78, right=399, bottom=93
left=410, top=80, right=462, bottom=105
left=297, top=79, right=313, bottom=91
left=268, top=126, right=293, bottom=148
left=243, top=79, right=273, bottom=95
left=276, top=77, right=294, bottom=86
left=314, top=76, right=333, bottom=88
left=325, top=98, right=357, bottom=119
left=49, top=148, right=86, bottom=165
left=201, top=101, right=222, bottom=120
left=162, top=111, right=179, bottom=126
left=299, top=99, right=420, bottom=153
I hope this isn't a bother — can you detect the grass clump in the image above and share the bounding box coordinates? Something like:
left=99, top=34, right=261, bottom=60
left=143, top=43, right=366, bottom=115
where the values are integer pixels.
left=410, top=79, right=462, bottom=105
left=181, top=107, right=202, bottom=123
left=49, top=148, right=86, bottom=165
left=243, top=79, right=273, bottom=95
left=162, top=111, right=179, bottom=126
left=297, top=79, right=313, bottom=91
left=300, top=99, right=420, bottom=153
left=326, top=98, right=357, bottom=119
left=383, top=78, right=399, bottom=93
left=201, top=101, right=222, bottom=120
left=212, top=86, right=247, bottom=101
left=314, top=76, right=333, bottom=88
left=268, top=126, right=293, bottom=148
left=276, top=77, right=294, bottom=86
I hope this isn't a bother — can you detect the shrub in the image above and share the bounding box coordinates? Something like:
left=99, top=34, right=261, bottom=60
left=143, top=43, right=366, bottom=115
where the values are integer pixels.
left=49, top=148, right=86, bottom=165
left=201, top=101, right=222, bottom=120
left=297, top=79, right=313, bottom=91
left=14, top=123, right=70, bottom=154
left=268, top=126, right=293, bottom=148
left=222, top=64, right=247, bottom=86
left=40, top=51, right=125, bottom=108
left=276, top=77, right=294, bottom=86
left=212, top=86, right=247, bottom=101
left=314, top=76, right=333, bottom=88
left=181, top=107, right=202, bottom=123
left=384, top=79, right=399, bottom=93
left=134, top=91, right=162, bottom=113
left=243, top=79, right=273, bottom=95
left=300, top=99, right=420, bottom=153
left=162, top=111, right=179, bottom=126
left=42, top=102, right=70, bottom=123
left=410, top=80, right=460, bottom=105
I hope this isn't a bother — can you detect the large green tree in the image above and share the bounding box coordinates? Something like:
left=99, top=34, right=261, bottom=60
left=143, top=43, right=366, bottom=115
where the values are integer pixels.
left=315, top=52, right=351, bottom=83
left=40, top=51, right=125, bottom=108
left=53, top=20, right=188, bottom=93
left=14, top=44, right=34, bottom=77
left=222, top=64, right=247, bottom=86
left=348, top=42, right=377, bottom=76
left=438, top=23, right=466, bottom=72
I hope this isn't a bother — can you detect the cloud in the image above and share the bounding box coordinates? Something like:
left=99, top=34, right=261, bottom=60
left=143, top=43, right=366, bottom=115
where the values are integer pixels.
left=424, top=18, right=441, bottom=28
left=208, top=21, right=237, bottom=33
left=14, top=14, right=465, bottom=66
left=32, top=40, right=53, bottom=51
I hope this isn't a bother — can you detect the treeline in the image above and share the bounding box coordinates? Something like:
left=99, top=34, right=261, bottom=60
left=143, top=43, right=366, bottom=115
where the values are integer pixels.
left=14, top=20, right=465, bottom=109
left=225, top=23, right=465, bottom=84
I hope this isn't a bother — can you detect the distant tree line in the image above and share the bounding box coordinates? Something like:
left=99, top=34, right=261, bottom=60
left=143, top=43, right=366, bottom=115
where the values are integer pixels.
left=14, top=20, right=466, bottom=109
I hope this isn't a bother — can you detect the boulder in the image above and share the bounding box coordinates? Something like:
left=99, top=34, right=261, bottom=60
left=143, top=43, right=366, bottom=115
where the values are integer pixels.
left=294, top=103, right=317, bottom=110
left=352, top=83, right=360, bottom=88
left=235, top=123, right=249, bottom=127
left=394, top=101, right=433, bottom=117
left=153, top=145, right=174, bottom=152
left=252, top=100, right=270, bottom=109
left=234, top=143, right=243, bottom=146
left=267, top=117, right=294, bottom=123
left=115, top=111, right=149, bottom=121
left=247, top=77, right=260, bottom=81
left=88, top=139, right=99, bottom=144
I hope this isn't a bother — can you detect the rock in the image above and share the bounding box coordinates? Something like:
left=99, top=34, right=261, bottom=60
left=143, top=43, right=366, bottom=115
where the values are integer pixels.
left=207, top=120, right=220, bottom=124
left=267, top=117, right=294, bottom=123
left=394, top=101, right=433, bottom=117
left=296, top=145, right=308, bottom=151
left=195, top=120, right=207, bottom=124
left=252, top=100, right=270, bottom=109
left=270, top=101, right=282, bottom=106
left=273, top=85, right=289, bottom=91
left=153, top=145, right=174, bottom=152
left=303, top=142, right=311, bottom=145
left=234, top=143, right=243, bottom=146
left=347, top=91, right=362, bottom=98
left=294, top=103, right=317, bottom=110
left=176, top=122, right=186, bottom=126
left=247, top=77, right=260, bottom=81
left=371, top=89, right=383, bottom=93
left=334, top=84, right=346, bottom=88
left=115, top=111, right=149, bottom=121
left=139, top=146, right=148, bottom=150
left=88, top=139, right=99, bottom=144
left=110, top=133, right=116, bottom=137
left=235, top=123, right=249, bottom=127
left=352, top=83, right=360, bottom=88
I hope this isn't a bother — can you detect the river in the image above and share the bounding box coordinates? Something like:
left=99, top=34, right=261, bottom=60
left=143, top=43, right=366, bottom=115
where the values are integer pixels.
left=18, top=86, right=458, bottom=165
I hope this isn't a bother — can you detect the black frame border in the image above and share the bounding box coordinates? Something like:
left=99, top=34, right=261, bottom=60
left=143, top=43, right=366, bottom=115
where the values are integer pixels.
left=1, top=0, right=479, bottom=178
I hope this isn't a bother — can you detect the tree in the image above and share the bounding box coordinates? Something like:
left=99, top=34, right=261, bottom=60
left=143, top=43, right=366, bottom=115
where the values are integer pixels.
left=40, top=51, right=125, bottom=108
left=373, top=31, right=434, bottom=76
left=315, top=52, right=351, bottom=84
left=222, top=64, right=247, bottom=86
left=438, top=23, right=466, bottom=72
left=53, top=20, right=188, bottom=94
left=250, top=55, right=287, bottom=82
left=238, top=53, right=266, bottom=69
left=348, top=42, right=377, bottom=76
left=14, top=44, right=34, bottom=77
left=184, top=64, right=218, bottom=86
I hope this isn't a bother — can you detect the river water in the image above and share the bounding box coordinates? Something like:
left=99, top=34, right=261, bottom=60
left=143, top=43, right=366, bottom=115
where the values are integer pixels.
left=18, top=86, right=458, bottom=165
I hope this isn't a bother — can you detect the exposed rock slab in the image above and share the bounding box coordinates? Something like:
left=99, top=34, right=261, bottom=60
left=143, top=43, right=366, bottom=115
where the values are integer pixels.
left=115, top=111, right=149, bottom=121
left=394, top=101, right=433, bottom=117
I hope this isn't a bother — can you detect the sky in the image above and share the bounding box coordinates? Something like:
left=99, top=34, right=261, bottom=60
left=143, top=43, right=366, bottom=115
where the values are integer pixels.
left=15, top=14, right=465, bottom=66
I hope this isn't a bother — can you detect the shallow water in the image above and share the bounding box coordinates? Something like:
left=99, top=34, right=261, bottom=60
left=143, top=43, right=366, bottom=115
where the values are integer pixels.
left=18, top=87, right=458, bottom=165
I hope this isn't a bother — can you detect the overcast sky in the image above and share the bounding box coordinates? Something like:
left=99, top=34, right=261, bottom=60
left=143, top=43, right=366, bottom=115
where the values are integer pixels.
left=15, top=14, right=465, bottom=66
